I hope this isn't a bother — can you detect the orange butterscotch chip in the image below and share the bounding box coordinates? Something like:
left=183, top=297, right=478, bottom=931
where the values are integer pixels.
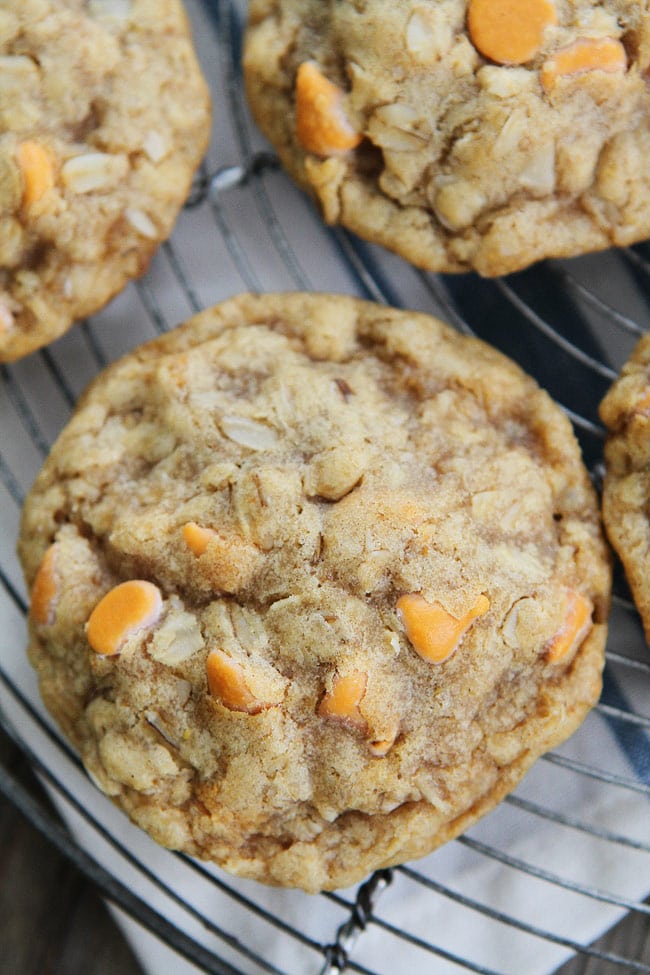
left=86, top=580, right=163, bottom=656
left=182, top=521, right=217, bottom=557
left=30, top=543, right=60, bottom=626
left=468, top=0, right=557, bottom=65
left=546, top=590, right=593, bottom=663
left=368, top=737, right=394, bottom=757
left=541, top=37, right=627, bottom=91
left=318, top=670, right=368, bottom=729
left=368, top=719, right=400, bottom=757
left=15, top=141, right=55, bottom=209
left=206, top=650, right=269, bottom=714
left=397, top=593, right=490, bottom=664
left=295, top=61, right=362, bottom=156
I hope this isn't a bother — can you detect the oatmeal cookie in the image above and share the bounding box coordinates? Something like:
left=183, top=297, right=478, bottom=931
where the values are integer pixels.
left=600, top=332, right=650, bottom=642
left=0, top=0, right=210, bottom=362
left=244, top=0, right=650, bottom=276
left=19, top=292, right=610, bottom=891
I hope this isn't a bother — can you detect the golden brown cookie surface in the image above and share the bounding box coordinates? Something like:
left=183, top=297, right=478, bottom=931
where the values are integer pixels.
left=244, top=0, right=650, bottom=276
left=19, top=292, right=610, bottom=891
left=0, top=0, right=210, bottom=362
left=600, top=332, right=650, bottom=642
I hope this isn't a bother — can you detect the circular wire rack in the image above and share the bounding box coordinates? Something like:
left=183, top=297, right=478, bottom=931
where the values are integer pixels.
left=1, top=2, right=650, bottom=973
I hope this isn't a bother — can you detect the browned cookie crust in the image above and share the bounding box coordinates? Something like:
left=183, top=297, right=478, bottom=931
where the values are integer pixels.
left=19, top=293, right=610, bottom=891
left=0, top=0, right=210, bottom=362
left=600, top=332, right=650, bottom=641
left=244, top=0, right=650, bottom=276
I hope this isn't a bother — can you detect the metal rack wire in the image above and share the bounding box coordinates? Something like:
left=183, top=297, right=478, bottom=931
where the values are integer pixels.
left=1, top=1, right=649, bottom=973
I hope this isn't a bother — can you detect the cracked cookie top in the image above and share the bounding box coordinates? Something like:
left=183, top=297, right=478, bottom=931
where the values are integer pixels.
left=0, top=0, right=210, bottom=361
left=244, top=0, right=650, bottom=275
left=19, top=292, right=610, bottom=890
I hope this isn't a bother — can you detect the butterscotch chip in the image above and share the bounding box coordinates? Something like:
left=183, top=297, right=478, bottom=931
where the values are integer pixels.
left=86, top=580, right=163, bottom=656
left=19, top=293, right=610, bottom=891
left=545, top=589, right=594, bottom=663
left=600, top=333, right=650, bottom=643
left=0, top=0, right=210, bottom=362
left=244, top=0, right=650, bottom=275
left=540, top=36, right=627, bottom=90
left=396, top=592, right=490, bottom=664
left=15, top=141, right=55, bottom=209
left=295, top=62, right=362, bottom=156
left=468, top=0, right=557, bottom=66
left=30, top=543, right=60, bottom=627
left=318, top=671, right=368, bottom=730
left=182, top=522, right=217, bottom=558
left=206, top=649, right=281, bottom=715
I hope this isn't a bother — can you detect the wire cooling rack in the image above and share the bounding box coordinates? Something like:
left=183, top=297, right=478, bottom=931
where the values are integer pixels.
left=1, top=2, right=650, bottom=973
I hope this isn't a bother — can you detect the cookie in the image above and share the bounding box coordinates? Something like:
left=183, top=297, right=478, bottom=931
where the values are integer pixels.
left=600, top=332, right=650, bottom=641
left=244, top=0, right=650, bottom=276
left=18, top=292, right=610, bottom=891
left=0, top=0, right=210, bottom=362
